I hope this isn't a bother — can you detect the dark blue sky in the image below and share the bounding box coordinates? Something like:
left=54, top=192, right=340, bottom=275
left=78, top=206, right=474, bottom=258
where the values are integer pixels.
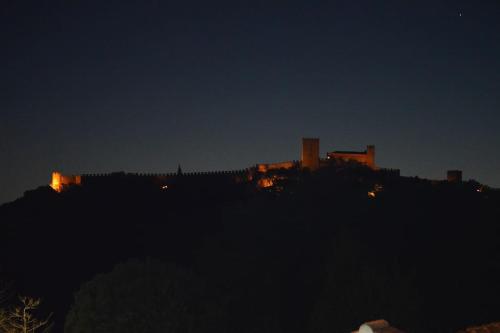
left=1, top=1, right=500, bottom=204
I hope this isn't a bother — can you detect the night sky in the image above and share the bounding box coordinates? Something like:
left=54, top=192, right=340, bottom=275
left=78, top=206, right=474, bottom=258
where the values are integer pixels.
left=2, top=1, right=500, bottom=204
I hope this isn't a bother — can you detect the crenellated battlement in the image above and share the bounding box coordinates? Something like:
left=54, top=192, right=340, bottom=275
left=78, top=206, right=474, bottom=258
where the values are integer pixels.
left=79, top=169, right=250, bottom=178
left=51, top=169, right=253, bottom=192
left=49, top=138, right=389, bottom=192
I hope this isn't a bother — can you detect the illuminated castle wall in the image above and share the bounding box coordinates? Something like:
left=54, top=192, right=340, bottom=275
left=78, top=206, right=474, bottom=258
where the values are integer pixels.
left=327, top=145, right=376, bottom=169
left=255, top=139, right=375, bottom=173
left=49, top=138, right=378, bottom=192
left=256, top=161, right=298, bottom=173
left=50, top=170, right=250, bottom=193
left=301, top=138, right=320, bottom=171
left=50, top=172, right=82, bottom=192
left=299, top=139, right=376, bottom=170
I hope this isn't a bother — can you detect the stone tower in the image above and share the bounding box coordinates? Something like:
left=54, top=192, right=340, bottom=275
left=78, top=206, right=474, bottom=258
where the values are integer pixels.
left=50, top=171, right=81, bottom=192
left=366, top=145, right=376, bottom=169
left=447, top=170, right=462, bottom=183
left=301, top=138, right=320, bottom=171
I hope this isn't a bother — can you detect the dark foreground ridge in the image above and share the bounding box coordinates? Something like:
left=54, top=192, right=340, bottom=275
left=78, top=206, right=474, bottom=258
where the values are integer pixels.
left=1, top=142, right=499, bottom=333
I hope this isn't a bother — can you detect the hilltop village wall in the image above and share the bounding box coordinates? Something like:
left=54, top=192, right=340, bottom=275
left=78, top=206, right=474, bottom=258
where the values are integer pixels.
left=50, top=138, right=381, bottom=192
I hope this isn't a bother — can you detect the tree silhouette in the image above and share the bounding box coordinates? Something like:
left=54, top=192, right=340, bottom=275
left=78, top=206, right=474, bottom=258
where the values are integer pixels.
left=1, top=296, right=52, bottom=333
left=64, top=259, right=208, bottom=333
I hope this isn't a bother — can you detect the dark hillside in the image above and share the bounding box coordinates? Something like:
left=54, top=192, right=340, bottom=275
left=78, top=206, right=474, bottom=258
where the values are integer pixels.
left=1, top=166, right=499, bottom=332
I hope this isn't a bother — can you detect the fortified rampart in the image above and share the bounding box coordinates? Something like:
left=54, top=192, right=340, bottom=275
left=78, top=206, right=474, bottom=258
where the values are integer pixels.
left=50, top=172, right=81, bottom=192
left=256, top=161, right=299, bottom=173
left=50, top=169, right=252, bottom=192
left=49, top=138, right=391, bottom=192
left=326, top=145, right=376, bottom=169
left=49, top=138, right=466, bottom=193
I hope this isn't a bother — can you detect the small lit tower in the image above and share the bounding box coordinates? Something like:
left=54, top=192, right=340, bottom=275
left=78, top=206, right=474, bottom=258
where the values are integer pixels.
left=50, top=171, right=63, bottom=192
left=447, top=170, right=462, bottom=183
left=366, top=145, right=376, bottom=169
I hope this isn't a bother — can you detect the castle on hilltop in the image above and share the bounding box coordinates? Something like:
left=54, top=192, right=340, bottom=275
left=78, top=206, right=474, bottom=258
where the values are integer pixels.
left=256, top=138, right=376, bottom=173
left=50, top=138, right=380, bottom=192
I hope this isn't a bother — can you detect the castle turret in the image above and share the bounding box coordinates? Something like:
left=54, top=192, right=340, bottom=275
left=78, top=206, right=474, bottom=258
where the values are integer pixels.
left=50, top=171, right=63, bottom=192
left=301, top=138, right=320, bottom=171
left=50, top=171, right=81, bottom=192
left=447, top=170, right=462, bottom=183
left=366, top=145, right=376, bottom=169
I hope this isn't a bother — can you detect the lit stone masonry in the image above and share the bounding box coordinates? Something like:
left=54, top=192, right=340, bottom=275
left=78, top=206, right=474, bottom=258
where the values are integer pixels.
left=50, top=138, right=391, bottom=193
left=301, top=138, right=320, bottom=171
left=327, top=144, right=376, bottom=170
left=50, top=171, right=81, bottom=192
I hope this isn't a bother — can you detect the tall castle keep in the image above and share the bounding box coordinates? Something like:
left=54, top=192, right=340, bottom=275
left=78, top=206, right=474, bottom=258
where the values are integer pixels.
left=256, top=138, right=376, bottom=172
left=301, top=138, right=320, bottom=171
left=50, top=138, right=377, bottom=192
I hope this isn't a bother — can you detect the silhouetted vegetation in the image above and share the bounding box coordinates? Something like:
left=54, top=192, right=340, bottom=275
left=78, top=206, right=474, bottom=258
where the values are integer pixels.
left=1, top=166, right=499, bottom=332
left=65, top=259, right=211, bottom=333
left=0, top=295, right=52, bottom=333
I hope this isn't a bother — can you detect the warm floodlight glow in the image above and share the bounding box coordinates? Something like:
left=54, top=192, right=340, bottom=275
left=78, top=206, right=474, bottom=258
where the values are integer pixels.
left=368, top=183, right=384, bottom=198
left=50, top=172, right=62, bottom=192
left=50, top=171, right=81, bottom=192
left=258, top=178, right=274, bottom=188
